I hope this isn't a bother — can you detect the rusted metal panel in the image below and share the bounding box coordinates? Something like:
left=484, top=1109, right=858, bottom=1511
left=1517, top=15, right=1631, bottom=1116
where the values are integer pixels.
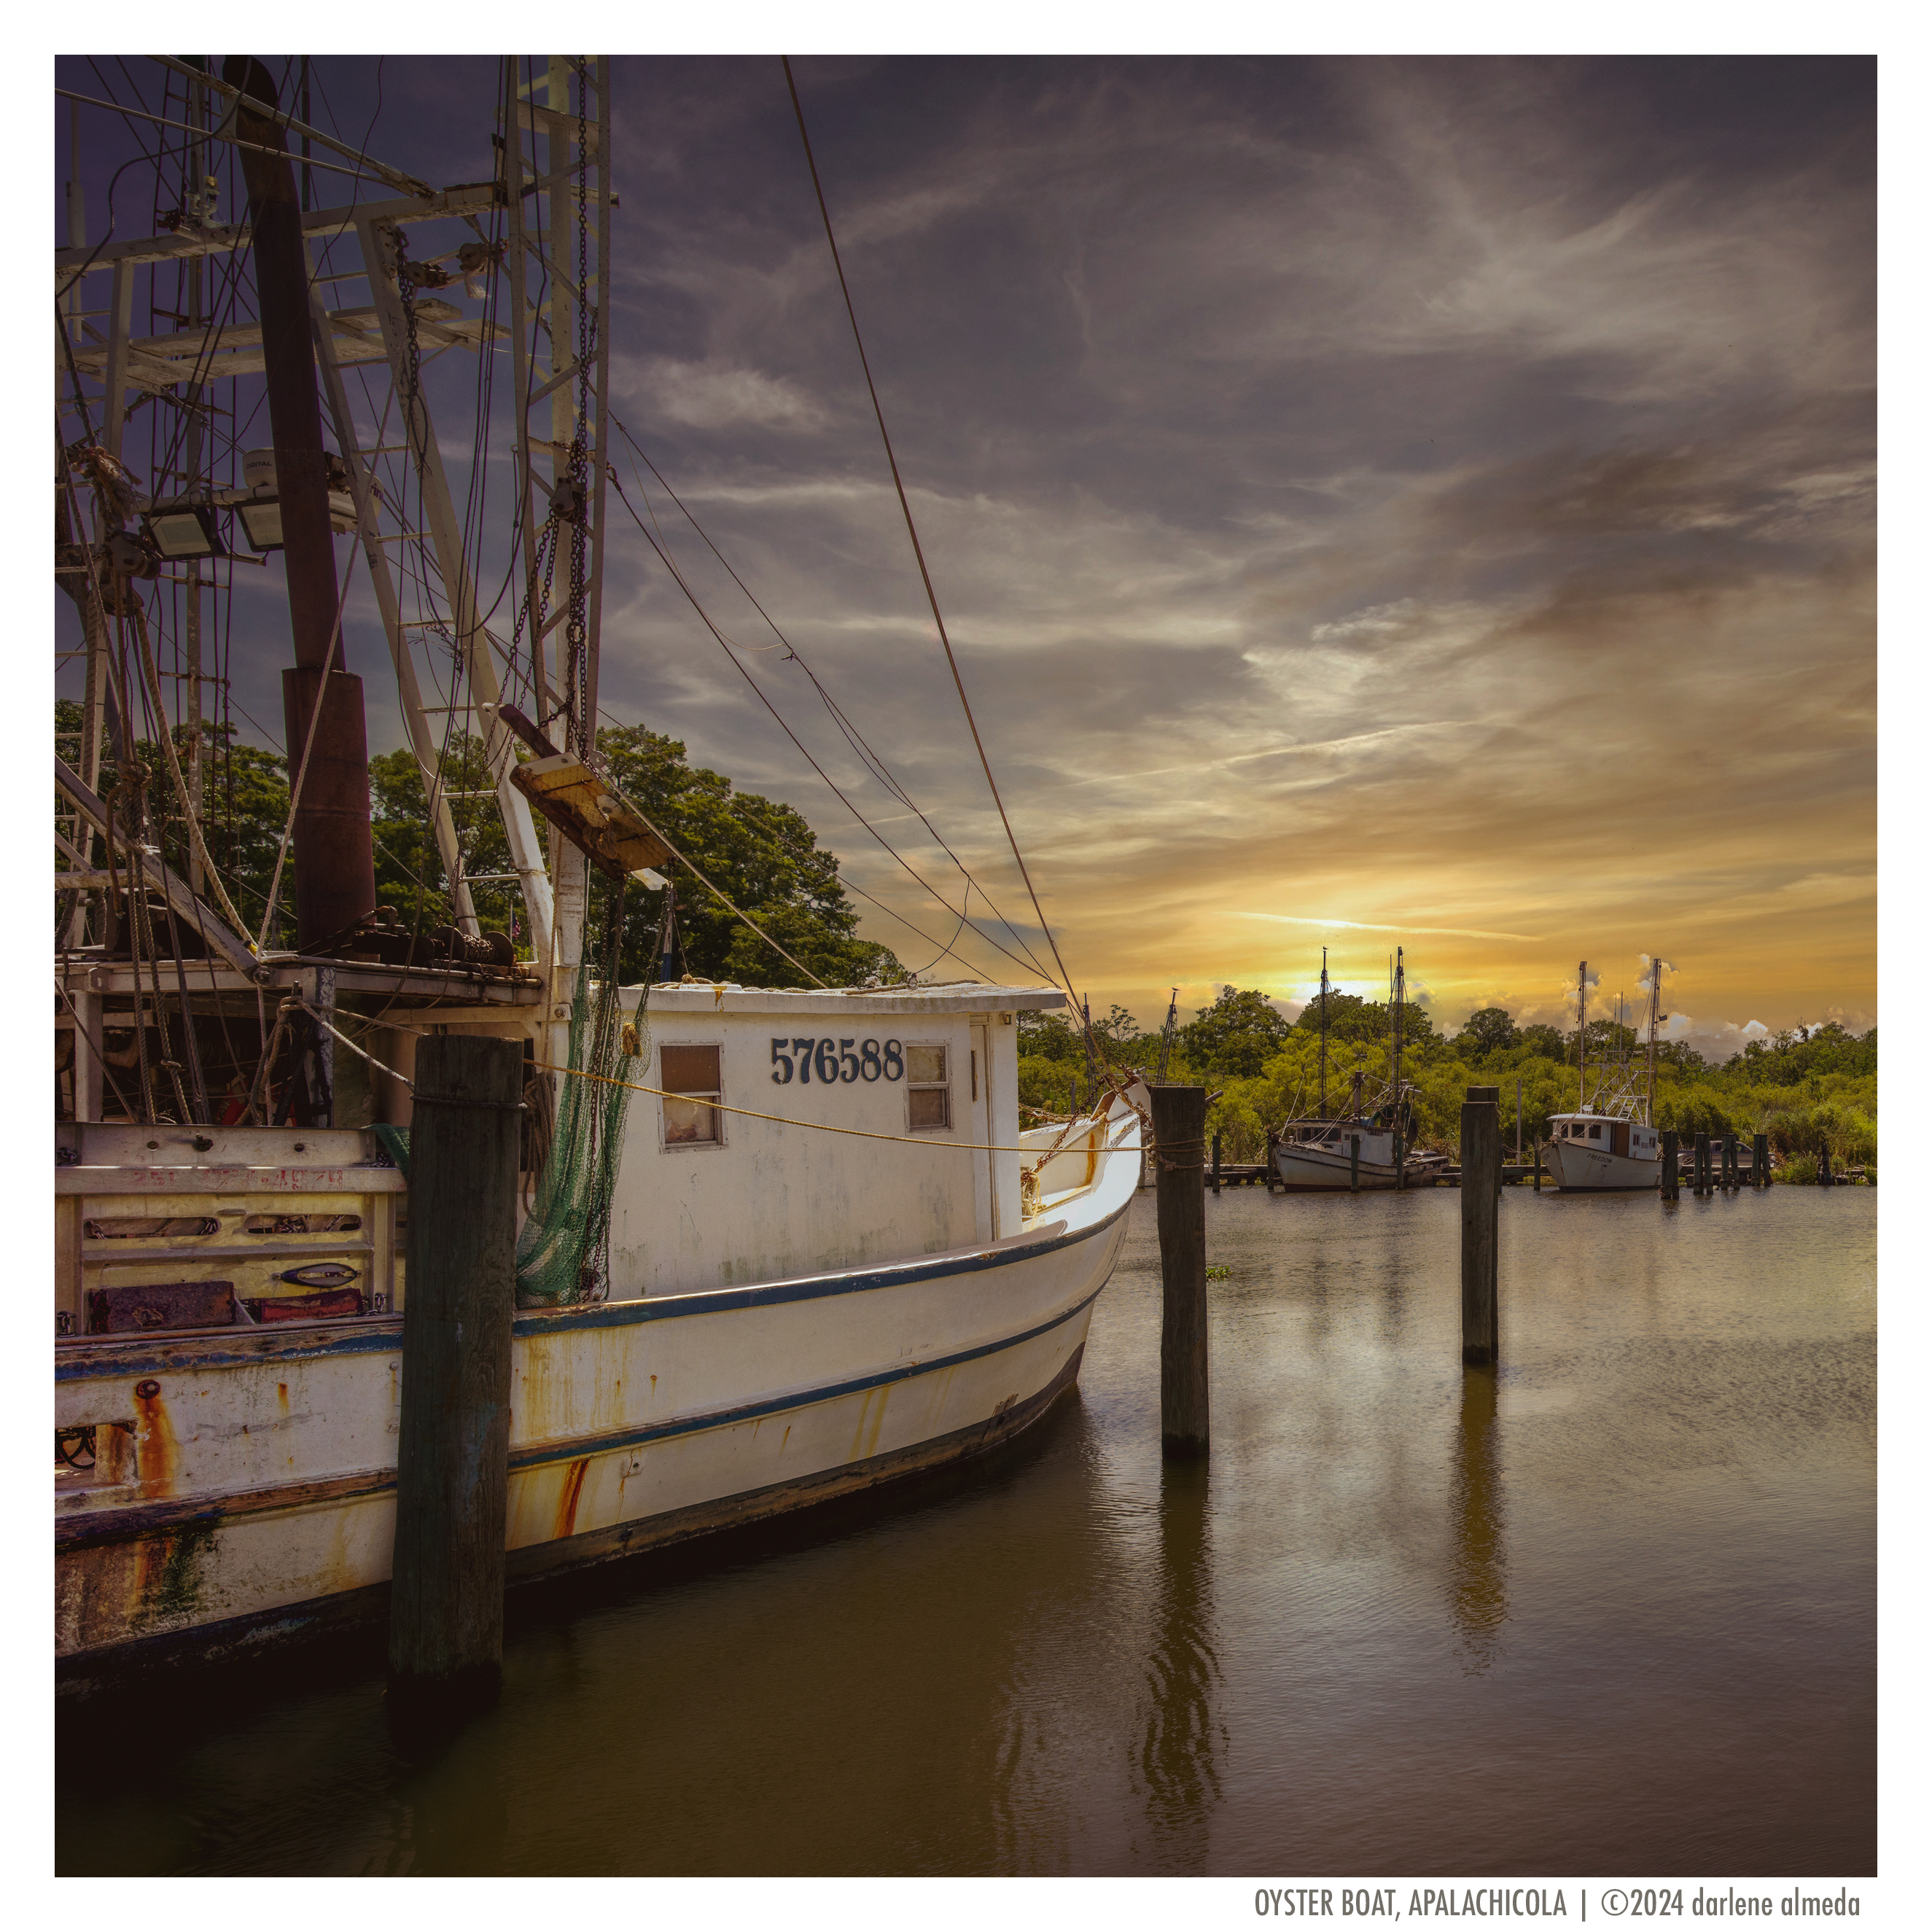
left=87, top=1279, right=235, bottom=1336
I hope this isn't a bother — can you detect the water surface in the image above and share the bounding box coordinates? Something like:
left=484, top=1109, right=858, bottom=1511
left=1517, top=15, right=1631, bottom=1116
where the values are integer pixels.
left=58, top=1185, right=1875, bottom=1875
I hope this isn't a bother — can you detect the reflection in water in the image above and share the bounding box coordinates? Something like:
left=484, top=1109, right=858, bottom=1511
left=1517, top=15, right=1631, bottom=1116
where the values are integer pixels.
left=1448, top=1369, right=1508, bottom=1675
left=1134, top=1457, right=1225, bottom=1871
left=58, top=1190, right=1875, bottom=1875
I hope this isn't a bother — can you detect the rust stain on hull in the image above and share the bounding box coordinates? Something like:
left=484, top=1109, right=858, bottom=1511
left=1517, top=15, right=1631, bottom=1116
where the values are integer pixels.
left=555, top=1457, right=591, bottom=1541
left=132, top=1385, right=182, bottom=1500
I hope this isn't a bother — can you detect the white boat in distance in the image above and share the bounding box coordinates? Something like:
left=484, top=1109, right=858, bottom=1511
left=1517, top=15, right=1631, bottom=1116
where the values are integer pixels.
left=1540, top=957, right=1665, bottom=1193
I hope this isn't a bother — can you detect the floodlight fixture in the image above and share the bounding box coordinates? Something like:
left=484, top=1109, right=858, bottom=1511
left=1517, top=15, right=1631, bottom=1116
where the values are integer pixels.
left=139, top=502, right=227, bottom=562
left=235, top=496, right=285, bottom=553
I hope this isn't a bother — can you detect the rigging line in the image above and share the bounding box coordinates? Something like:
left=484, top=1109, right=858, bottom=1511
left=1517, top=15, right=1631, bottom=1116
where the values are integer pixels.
left=608, top=414, right=1056, bottom=982
left=56, top=90, right=396, bottom=187
left=55, top=980, right=140, bottom=1123
left=126, top=601, right=254, bottom=943
left=781, top=57, right=1079, bottom=1010
left=827, top=870, right=986, bottom=983
left=608, top=467, right=1051, bottom=989
left=254, top=534, right=363, bottom=949
left=607, top=798, right=830, bottom=990
left=80, top=59, right=163, bottom=167
left=534, top=1057, right=1137, bottom=1165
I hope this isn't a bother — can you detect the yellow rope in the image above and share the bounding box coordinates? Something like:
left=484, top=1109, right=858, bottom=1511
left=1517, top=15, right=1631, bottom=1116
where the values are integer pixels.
left=530, top=1056, right=1139, bottom=1160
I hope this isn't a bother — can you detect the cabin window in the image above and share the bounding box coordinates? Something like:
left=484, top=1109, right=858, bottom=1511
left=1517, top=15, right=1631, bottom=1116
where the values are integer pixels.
left=1589, top=1123, right=1602, bottom=1140
left=905, top=1043, right=951, bottom=1130
left=661, top=1043, right=723, bottom=1146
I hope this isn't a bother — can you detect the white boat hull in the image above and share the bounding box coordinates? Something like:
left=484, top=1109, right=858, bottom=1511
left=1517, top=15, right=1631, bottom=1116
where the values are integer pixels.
left=1271, top=1130, right=1448, bottom=1191
left=55, top=1105, right=1141, bottom=1672
left=1540, top=1139, right=1660, bottom=1192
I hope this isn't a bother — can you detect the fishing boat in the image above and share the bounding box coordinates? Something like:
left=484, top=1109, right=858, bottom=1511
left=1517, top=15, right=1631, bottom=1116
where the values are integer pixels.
left=1540, top=958, right=1664, bottom=1191
left=53, top=56, right=1138, bottom=1683
left=1269, top=946, right=1449, bottom=1191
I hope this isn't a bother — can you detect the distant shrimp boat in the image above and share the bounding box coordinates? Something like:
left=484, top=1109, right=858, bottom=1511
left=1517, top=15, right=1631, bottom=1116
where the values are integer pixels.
left=1539, top=957, right=1666, bottom=1193
left=1271, top=1118, right=1449, bottom=1191
left=1267, top=946, right=1446, bottom=1191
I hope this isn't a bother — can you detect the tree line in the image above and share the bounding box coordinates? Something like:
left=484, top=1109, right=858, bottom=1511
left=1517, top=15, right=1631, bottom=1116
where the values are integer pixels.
left=1018, top=983, right=1877, bottom=1177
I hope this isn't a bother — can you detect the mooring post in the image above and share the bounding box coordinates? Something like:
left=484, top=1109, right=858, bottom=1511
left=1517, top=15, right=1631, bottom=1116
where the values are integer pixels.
left=1753, top=1131, right=1768, bottom=1188
left=1723, top=1131, right=1737, bottom=1191
left=1819, top=1146, right=1831, bottom=1187
left=1211, top=1130, right=1222, bottom=1196
left=1349, top=1134, right=1360, bottom=1193
left=1661, top=1129, right=1679, bottom=1201
left=389, top=1033, right=523, bottom=1723
left=1694, top=1131, right=1710, bottom=1197
left=1460, top=1086, right=1500, bottom=1366
left=1152, top=1086, right=1210, bottom=1459
left=1532, top=1142, right=1542, bottom=1193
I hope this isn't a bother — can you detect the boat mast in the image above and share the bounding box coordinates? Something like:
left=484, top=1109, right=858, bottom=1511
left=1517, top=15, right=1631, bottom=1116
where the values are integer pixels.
left=505, top=55, right=615, bottom=1075
left=1576, top=958, right=1588, bottom=1110
left=1156, top=986, right=1177, bottom=1082
left=1392, top=947, right=1404, bottom=1105
left=1645, top=954, right=1662, bottom=1124
left=223, top=58, right=376, bottom=949
left=1318, top=946, right=1329, bottom=1119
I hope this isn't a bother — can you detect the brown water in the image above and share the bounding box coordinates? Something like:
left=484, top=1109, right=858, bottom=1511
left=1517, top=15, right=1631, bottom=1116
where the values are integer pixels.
left=58, top=1185, right=1875, bottom=1876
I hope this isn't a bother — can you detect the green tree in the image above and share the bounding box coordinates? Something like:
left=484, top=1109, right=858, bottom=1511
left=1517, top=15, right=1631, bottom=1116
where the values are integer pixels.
left=594, top=721, right=900, bottom=989
left=1018, top=1010, right=1081, bottom=1063
left=1182, top=986, right=1291, bottom=1077
left=1457, top=1007, right=1519, bottom=1056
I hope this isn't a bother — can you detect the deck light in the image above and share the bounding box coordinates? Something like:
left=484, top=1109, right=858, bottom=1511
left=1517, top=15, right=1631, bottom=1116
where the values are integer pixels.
left=235, top=496, right=284, bottom=552
left=139, top=502, right=227, bottom=561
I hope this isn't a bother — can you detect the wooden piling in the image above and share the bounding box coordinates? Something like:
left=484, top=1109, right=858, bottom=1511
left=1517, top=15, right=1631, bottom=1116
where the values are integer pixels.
left=1211, top=1130, right=1222, bottom=1196
left=1532, top=1142, right=1542, bottom=1193
left=389, top=1033, right=523, bottom=1722
left=1722, top=1131, right=1737, bottom=1191
left=1753, top=1131, right=1768, bottom=1188
left=1460, top=1086, right=1500, bottom=1366
left=1152, top=1086, right=1210, bottom=1459
left=1693, top=1131, right=1710, bottom=1197
left=1349, top=1134, right=1360, bottom=1193
left=1819, top=1146, right=1831, bottom=1186
left=1661, top=1129, right=1679, bottom=1201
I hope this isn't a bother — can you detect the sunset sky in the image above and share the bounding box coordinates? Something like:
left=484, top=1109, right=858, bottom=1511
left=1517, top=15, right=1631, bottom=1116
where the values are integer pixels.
left=53, top=55, right=1877, bottom=1057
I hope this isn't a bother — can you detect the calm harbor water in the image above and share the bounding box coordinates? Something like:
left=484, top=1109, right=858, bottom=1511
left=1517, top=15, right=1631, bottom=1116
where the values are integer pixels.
left=58, top=1185, right=1875, bottom=1876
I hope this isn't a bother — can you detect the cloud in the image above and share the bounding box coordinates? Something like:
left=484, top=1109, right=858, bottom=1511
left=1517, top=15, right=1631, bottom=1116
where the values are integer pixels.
left=51, top=55, right=1870, bottom=1048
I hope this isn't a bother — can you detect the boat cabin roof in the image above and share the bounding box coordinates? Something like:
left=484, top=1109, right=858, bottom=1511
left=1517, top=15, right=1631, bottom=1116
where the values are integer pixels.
left=620, top=982, right=1065, bottom=1018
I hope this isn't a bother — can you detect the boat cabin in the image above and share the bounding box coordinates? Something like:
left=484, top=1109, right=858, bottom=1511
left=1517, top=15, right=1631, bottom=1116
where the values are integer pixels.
left=412, top=981, right=1067, bottom=1299
left=1549, top=1113, right=1659, bottom=1159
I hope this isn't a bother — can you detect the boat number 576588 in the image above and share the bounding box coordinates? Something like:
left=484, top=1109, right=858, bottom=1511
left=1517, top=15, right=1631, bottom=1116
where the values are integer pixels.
left=770, top=1038, right=905, bottom=1084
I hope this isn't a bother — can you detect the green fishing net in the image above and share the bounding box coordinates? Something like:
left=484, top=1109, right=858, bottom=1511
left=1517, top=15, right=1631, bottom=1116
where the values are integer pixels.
left=515, top=887, right=646, bottom=1307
